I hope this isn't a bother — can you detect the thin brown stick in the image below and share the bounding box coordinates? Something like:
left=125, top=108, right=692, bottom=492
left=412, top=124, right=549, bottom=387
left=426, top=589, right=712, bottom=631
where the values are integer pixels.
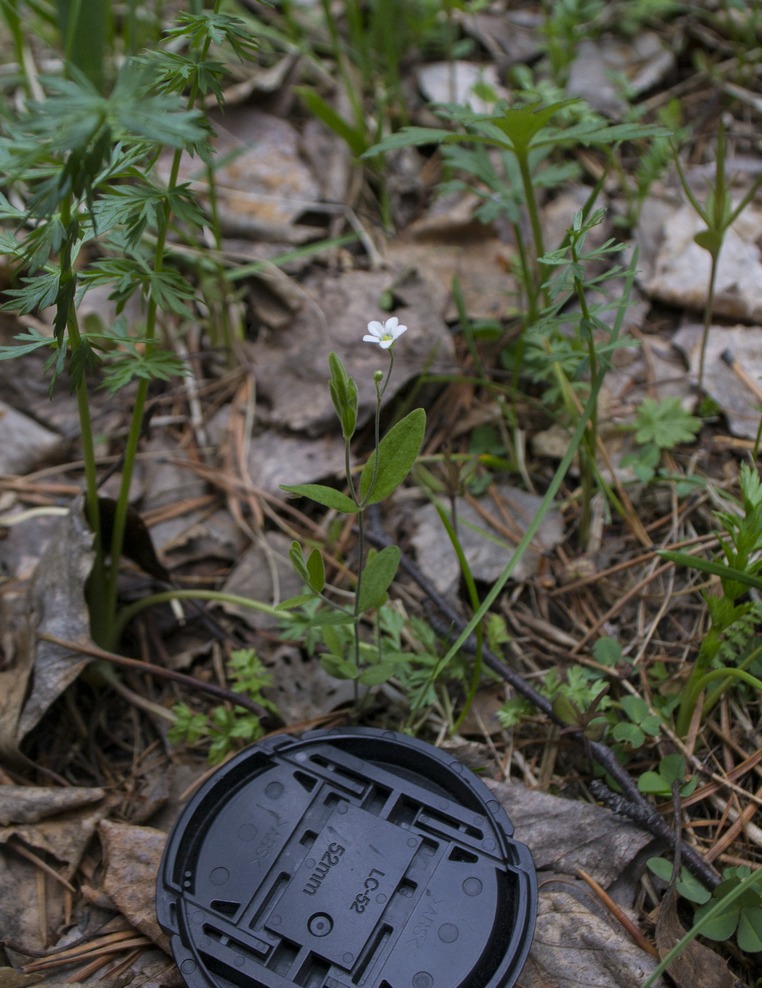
left=7, top=836, right=76, bottom=893
left=38, top=633, right=268, bottom=717
left=577, top=868, right=659, bottom=958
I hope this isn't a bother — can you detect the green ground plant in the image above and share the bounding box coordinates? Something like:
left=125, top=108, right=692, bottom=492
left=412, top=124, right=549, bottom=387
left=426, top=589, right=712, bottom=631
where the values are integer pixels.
left=660, top=462, right=762, bottom=738
left=170, top=648, right=278, bottom=763
left=647, top=853, right=762, bottom=956
left=540, top=0, right=605, bottom=84
left=642, top=866, right=762, bottom=986
left=279, top=322, right=427, bottom=699
left=366, top=98, right=665, bottom=548
left=0, top=2, right=257, bottom=648
left=673, top=122, right=762, bottom=389
left=367, top=97, right=664, bottom=328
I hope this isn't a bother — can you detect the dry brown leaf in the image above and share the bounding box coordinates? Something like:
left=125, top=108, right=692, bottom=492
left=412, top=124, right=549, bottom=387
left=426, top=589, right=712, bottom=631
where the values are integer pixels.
left=267, top=644, right=357, bottom=723
left=15, top=501, right=94, bottom=743
left=655, top=884, right=737, bottom=988
left=416, top=61, right=508, bottom=109
left=0, top=401, right=64, bottom=475
left=568, top=33, right=675, bottom=117
left=243, top=428, right=347, bottom=493
left=390, top=216, right=518, bottom=323
left=673, top=323, right=762, bottom=438
left=166, top=108, right=322, bottom=242
left=0, top=786, right=108, bottom=885
left=0, top=969, right=44, bottom=988
left=490, top=781, right=653, bottom=889
left=250, top=267, right=455, bottom=438
left=0, top=500, right=93, bottom=763
left=638, top=191, right=762, bottom=322
left=521, top=879, right=665, bottom=988
left=0, top=842, right=68, bottom=953
left=98, top=820, right=170, bottom=954
left=411, top=485, right=565, bottom=594
left=221, top=531, right=303, bottom=630
left=490, top=781, right=666, bottom=987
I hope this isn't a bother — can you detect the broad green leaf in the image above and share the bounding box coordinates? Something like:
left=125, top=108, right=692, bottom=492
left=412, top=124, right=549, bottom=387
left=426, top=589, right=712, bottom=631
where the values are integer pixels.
left=328, top=351, right=358, bottom=441
left=659, top=754, right=687, bottom=785
left=309, top=609, right=355, bottom=627
left=694, top=228, right=723, bottom=257
left=620, top=694, right=649, bottom=721
left=321, top=653, right=358, bottom=680
left=306, top=547, right=325, bottom=594
left=646, top=858, right=711, bottom=905
left=490, top=99, right=579, bottom=153
left=736, top=905, right=762, bottom=953
left=592, top=636, right=622, bottom=667
left=358, top=661, right=398, bottom=686
left=638, top=770, right=669, bottom=794
left=357, top=545, right=400, bottom=612
left=359, top=408, right=426, bottom=505
left=364, top=127, right=459, bottom=158
left=613, top=722, right=645, bottom=748
left=679, top=871, right=713, bottom=905
left=321, top=623, right=346, bottom=657
left=551, top=692, right=579, bottom=726
left=634, top=396, right=701, bottom=448
left=281, top=483, right=359, bottom=513
left=646, top=857, right=673, bottom=882
left=694, top=897, right=740, bottom=941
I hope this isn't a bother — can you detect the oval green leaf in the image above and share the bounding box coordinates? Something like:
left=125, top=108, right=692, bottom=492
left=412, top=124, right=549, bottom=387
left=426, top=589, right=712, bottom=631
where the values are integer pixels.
left=281, top=483, right=359, bottom=513
left=357, top=545, right=400, bottom=612
left=360, top=408, right=425, bottom=506
left=306, top=547, right=325, bottom=594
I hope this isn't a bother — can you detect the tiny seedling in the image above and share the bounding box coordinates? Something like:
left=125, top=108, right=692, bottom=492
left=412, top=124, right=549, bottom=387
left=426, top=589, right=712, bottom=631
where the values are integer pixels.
left=170, top=648, right=278, bottom=764
left=660, top=462, right=762, bottom=737
left=280, top=320, right=427, bottom=696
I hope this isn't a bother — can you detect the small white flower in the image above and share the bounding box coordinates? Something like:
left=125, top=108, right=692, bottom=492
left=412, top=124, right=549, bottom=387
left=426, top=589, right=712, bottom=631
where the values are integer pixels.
left=363, top=316, right=408, bottom=349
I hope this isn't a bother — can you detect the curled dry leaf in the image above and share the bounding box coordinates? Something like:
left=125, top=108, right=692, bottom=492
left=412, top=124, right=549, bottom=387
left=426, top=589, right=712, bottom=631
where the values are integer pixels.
left=0, top=498, right=93, bottom=763
left=655, top=884, right=737, bottom=988
left=98, top=819, right=171, bottom=955
left=0, top=786, right=108, bottom=879
left=489, top=781, right=666, bottom=987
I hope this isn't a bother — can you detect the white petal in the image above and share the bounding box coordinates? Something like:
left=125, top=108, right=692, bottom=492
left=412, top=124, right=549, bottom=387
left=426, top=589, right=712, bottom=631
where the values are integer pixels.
left=392, top=323, right=408, bottom=338
left=384, top=316, right=399, bottom=332
left=379, top=338, right=394, bottom=349
left=367, top=321, right=385, bottom=336
left=362, top=334, right=380, bottom=344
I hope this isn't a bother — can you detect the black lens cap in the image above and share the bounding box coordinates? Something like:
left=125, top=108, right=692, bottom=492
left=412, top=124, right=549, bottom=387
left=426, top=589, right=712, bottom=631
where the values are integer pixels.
left=157, top=727, right=536, bottom=988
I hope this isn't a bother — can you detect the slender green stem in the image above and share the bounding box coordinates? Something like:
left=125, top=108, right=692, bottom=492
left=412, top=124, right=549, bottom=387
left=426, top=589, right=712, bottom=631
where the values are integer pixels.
left=106, top=0, right=222, bottom=643
left=349, top=349, right=396, bottom=684
left=573, top=251, right=598, bottom=550
left=434, top=501, right=483, bottom=732
left=112, top=588, right=285, bottom=643
left=697, top=249, right=718, bottom=392
left=59, top=196, right=101, bottom=548
left=517, top=149, right=548, bottom=310
left=676, top=664, right=762, bottom=739
left=359, top=350, right=394, bottom=510
left=417, top=264, right=626, bottom=711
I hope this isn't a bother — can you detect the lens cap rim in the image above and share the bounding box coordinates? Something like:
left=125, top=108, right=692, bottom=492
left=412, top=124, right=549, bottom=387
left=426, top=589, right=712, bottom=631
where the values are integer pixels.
left=157, top=726, right=537, bottom=988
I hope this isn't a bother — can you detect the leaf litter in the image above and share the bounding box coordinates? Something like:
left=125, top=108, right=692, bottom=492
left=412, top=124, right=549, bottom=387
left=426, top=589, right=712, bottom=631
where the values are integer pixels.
left=0, top=3, right=761, bottom=987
